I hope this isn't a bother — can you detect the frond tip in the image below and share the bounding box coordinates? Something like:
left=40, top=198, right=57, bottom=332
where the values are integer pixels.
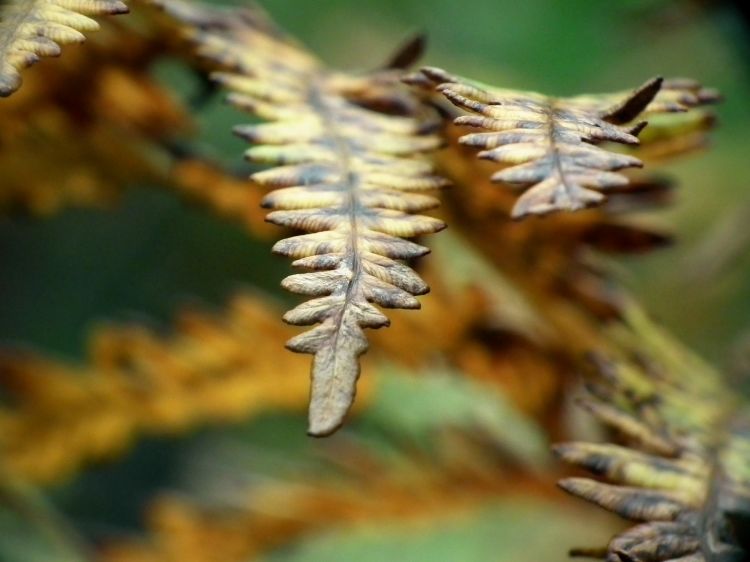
left=158, top=0, right=447, bottom=436
left=0, top=0, right=129, bottom=97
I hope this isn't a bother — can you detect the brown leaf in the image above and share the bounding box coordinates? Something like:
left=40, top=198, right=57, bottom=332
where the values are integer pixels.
left=410, top=67, right=717, bottom=218
left=156, top=0, right=447, bottom=436
left=556, top=306, right=750, bottom=562
left=413, top=67, right=654, bottom=218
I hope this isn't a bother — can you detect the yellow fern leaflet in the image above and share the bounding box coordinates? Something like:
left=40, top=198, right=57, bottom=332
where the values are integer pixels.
left=0, top=0, right=129, bottom=97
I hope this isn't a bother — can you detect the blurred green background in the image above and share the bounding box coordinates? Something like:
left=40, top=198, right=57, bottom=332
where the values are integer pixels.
left=1, top=0, right=750, bottom=560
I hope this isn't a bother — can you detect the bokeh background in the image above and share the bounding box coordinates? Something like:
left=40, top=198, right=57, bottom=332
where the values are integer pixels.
left=1, top=1, right=750, bottom=561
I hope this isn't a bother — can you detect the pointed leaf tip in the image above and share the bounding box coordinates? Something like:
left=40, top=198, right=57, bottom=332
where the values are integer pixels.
left=604, top=76, right=663, bottom=125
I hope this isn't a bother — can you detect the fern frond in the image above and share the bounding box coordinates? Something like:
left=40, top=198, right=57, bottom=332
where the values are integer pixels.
left=437, top=122, right=674, bottom=344
left=555, top=305, right=749, bottom=562
left=0, top=0, right=129, bottom=97
left=408, top=67, right=655, bottom=218
left=0, top=295, right=327, bottom=484
left=155, top=0, right=447, bottom=436
left=409, top=67, right=716, bottom=218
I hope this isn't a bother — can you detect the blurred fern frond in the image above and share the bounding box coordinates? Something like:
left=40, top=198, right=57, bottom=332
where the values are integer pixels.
left=0, top=241, right=559, bottom=485
left=150, top=0, right=448, bottom=436
left=0, top=0, right=129, bottom=97
left=0, top=294, right=325, bottom=484
left=556, top=304, right=750, bottom=562
left=0, top=17, right=189, bottom=216
left=96, top=378, right=551, bottom=562
left=0, top=10, right=274, bottom=237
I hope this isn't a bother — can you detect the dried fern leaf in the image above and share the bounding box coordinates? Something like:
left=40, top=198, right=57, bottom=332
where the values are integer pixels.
left=563, top=78, right=720, bottom=162
left=0, top=0, right=129, bottom=97
left=151, top=0, right=446, bottom=436
left=437, top=121, right=674, bottom=338
left=558, top=415, right=750, bottom=562
left=407, top=67, right=655, bottom=218
left=556, top=305, right=750, bottom=562
left=409, top=67, right=717, bottom=219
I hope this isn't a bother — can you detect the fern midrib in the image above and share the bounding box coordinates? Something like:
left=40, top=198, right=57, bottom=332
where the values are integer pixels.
left=547, top=99, right=570, bottom=200
left=308, top=78, right=364, bottom=376
left=0, top=1, right=38, bottom=60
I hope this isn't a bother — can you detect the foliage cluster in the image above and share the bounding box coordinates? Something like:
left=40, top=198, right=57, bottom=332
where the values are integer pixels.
left=0, top=1, right=747, bottom=562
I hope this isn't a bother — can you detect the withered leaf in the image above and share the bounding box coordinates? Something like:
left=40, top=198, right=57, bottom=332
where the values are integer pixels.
left=435, top=123, right=674, bottom=330
left=555, top=305, right=750, bottom=562
left=0, top=0, right=129, bottom=97
left=154, top=0, right=446, bottom=436
left=410, top=67, right=655, bottom=218
left=409, top=67, right=717, bottom=219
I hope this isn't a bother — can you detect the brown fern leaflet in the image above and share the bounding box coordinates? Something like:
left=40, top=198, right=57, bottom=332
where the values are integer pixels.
left=151, top=0, right=447, bottom=436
